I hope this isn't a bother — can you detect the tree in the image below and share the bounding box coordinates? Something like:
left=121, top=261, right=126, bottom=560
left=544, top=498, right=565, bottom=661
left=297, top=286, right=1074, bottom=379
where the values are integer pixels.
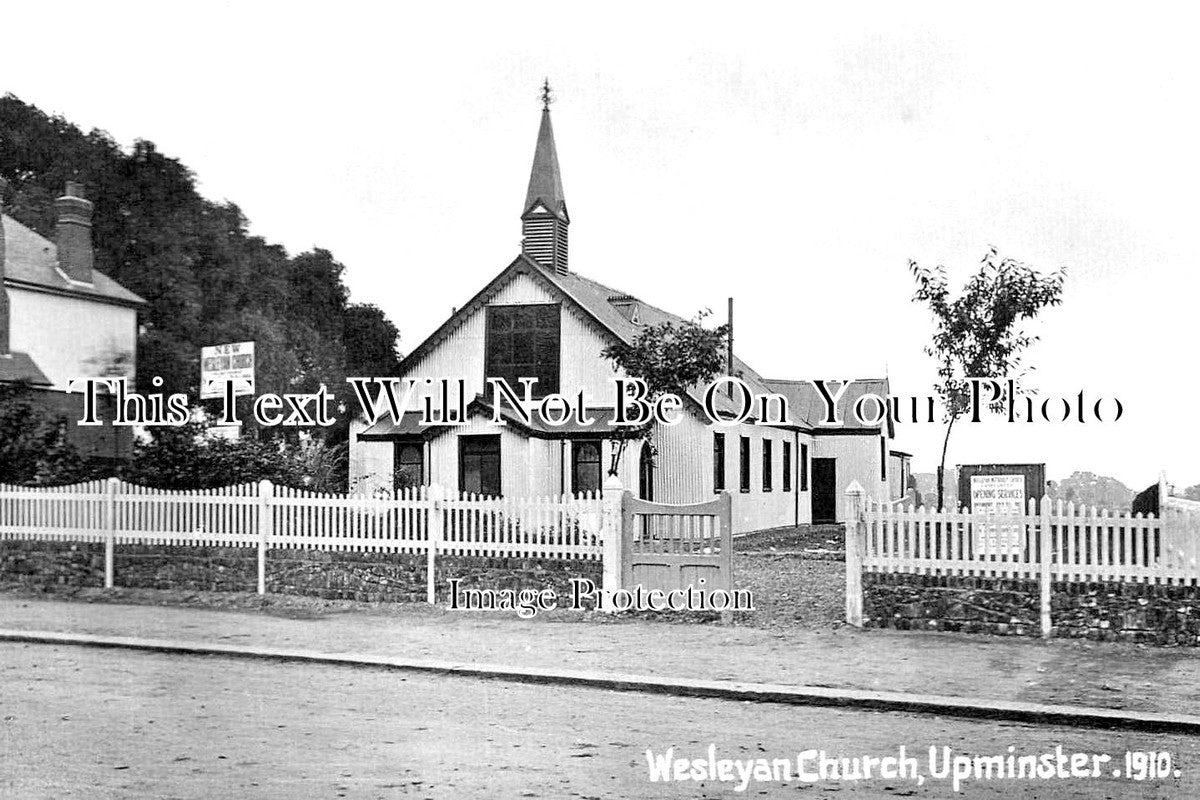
left=1047, top=471, right=1133, bottom=512
left=344, top=304, right=402, bottom=378
left=0, top=94, right=403, bottom=443
left=600, top=311, right=729, bottom=476
left=910, top=248, right=1065, bottom=510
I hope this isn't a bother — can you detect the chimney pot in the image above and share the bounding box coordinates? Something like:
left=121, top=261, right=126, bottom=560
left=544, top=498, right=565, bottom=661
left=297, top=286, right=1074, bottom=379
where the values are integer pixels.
left=55, top=181, right=94, bottom=283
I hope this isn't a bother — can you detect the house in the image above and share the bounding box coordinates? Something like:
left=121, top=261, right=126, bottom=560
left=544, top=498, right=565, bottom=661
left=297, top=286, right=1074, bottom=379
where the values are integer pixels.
left=349, top=100, right=908, bottom=531
left=1133, top=473, right=1200, bottom=517
left=0, top=179, right=144, bottom=464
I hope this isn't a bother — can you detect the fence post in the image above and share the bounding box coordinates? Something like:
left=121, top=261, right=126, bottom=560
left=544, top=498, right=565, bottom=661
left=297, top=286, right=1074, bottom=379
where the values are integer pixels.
left=1039, top=493, right=1052, bottom=638
left=257, top=479, right=273, bottom=595
left=104, top=477, right=118, bottom=589
left=601, top=475, right=624, bottom=607
left=844, top=480, right=866, bottom=627
left=427, top=484, right=445, bottom=605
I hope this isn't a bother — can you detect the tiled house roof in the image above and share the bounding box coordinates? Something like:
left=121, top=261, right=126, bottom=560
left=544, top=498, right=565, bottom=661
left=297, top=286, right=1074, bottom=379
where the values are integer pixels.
left=2, top=215, right=145, bottom=306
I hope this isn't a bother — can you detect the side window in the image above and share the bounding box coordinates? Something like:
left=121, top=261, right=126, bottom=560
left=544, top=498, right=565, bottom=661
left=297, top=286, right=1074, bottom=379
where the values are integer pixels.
left=800, top=443, right=809, bottom=491
left=782, top=441, right=792, bottom=492
left=739, top=436, right=751, bottom=493
left=762, top=439, right=773, bottom=491
left=713, top=433, right=726, bottom=492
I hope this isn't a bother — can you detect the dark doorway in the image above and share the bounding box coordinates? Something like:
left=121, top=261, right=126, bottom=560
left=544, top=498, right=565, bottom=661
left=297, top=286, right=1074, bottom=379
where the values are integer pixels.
left=811, top=458, right=837, bottom=523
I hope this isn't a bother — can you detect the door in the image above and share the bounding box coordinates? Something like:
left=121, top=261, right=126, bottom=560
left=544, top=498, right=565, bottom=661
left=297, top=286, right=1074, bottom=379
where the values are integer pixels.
left=812, top=458, right=837, bottom=523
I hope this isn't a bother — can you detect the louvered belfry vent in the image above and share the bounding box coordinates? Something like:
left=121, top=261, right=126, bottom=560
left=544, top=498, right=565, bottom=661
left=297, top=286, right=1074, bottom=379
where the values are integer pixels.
left=521, top=97, right=570, bottom=275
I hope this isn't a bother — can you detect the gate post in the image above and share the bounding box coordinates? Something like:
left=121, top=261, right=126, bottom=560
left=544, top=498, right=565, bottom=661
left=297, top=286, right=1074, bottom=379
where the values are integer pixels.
left=601, top=475, right=624, bottom=607
left=257, top=480, right=273, bottom=595
left=1039, top=494, right=1053, bottom=638
left=843, top=480, right=866, bottom=627
left=104, top=477, right=118, bottom=589
left=427, top=484, right=445, bottom=605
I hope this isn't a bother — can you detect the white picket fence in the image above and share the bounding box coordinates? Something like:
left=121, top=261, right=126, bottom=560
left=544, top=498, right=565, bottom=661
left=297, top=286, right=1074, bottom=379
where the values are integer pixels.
left=0, top=479, right=611, bottom=602
left=843, top=483, right=1200, bottom=637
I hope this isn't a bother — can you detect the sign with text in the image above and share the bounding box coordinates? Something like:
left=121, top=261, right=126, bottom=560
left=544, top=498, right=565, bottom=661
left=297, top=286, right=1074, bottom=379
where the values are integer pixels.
left=200, top=341, right=256, bottom=400
left=970, top=473, right=1025, bottom=556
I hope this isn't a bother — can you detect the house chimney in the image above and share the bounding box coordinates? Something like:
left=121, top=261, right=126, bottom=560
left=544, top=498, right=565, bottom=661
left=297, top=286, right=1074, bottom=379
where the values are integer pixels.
left=55, top=181, right=94, bottom=283
left=0, top=177, right=8, bottom=355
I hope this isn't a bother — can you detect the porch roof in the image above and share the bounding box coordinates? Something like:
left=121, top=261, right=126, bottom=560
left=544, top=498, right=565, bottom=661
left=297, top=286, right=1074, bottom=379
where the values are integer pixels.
left=356, top=394, right=625, bottom=441
left=0, top=352, right=52, bottom=386
left=762, top=377, right=894, bottom=437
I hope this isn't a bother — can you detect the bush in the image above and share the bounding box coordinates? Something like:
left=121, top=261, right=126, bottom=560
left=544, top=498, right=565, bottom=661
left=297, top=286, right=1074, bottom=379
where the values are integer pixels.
left=119, top=420, right=347, bottom=492
left=0, top=384, right=100, bottom=485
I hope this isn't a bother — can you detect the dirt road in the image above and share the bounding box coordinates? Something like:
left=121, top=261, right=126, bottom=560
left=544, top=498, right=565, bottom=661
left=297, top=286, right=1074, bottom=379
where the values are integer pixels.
left=2, top=643, right=1197, bottom=798
left=5, top=595, right=1200, bottom=718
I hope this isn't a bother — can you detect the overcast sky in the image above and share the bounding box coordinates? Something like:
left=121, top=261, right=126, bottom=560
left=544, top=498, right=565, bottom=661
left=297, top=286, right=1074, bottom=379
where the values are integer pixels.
left=3, top=2, right=1197, bottom=490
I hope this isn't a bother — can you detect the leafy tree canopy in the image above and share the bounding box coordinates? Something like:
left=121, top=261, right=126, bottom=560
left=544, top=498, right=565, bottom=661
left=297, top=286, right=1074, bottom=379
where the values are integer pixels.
left=601, top=311, right=729, bottom=474
left=0, top=94, right=402, bottom=443
left=910, top=248, right=1065, bottom=509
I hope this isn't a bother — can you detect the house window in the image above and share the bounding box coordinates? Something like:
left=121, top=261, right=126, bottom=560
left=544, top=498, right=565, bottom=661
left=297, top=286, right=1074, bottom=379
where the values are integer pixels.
left=485, top=303, right=560, bottom=398
left=739, top=436, right=751, bottom=493
left=783, top=441, right=792, bottom=492
left=393, top=442, right=424, bottom=490
left=880, top=437, right=887, bottom=482
left=762, top=439, right=773, bottom=491
left=713, top=433, right=726, bottom=492
left=800, top=443, right=809, bottom=491
left=572, top=440, right=603, bottom=495
left=459, top=435, right=501, bottom=497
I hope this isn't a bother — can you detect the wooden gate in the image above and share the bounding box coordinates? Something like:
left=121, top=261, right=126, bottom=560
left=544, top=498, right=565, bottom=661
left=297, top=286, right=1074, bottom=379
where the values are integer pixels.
left=620, top=491, right=733, bottom=593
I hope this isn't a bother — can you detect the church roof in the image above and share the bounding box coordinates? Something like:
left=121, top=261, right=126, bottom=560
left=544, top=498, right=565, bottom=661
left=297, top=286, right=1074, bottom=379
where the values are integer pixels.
left=523, top=108, right=568, bottom=221
left=371, top=94, right=890, bottom=437
left=392, top=254, right=886, bottom=430
left=2, top=215, right=145, bottom=307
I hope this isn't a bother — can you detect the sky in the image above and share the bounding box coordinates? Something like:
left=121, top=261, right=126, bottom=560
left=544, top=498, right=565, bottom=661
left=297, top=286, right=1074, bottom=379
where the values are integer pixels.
left=2, top=2, right=1197, bottom=490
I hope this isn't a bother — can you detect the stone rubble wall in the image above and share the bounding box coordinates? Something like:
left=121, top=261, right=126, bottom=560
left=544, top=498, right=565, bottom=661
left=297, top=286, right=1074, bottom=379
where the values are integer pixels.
left=0, top=541, right=602, bottom=606
left=864, top=572, right=1200, bottom=644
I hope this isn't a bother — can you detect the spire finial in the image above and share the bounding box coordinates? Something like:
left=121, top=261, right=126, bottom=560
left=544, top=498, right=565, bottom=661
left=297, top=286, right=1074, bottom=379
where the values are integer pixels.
left=540, top=78, right=555, bottom=110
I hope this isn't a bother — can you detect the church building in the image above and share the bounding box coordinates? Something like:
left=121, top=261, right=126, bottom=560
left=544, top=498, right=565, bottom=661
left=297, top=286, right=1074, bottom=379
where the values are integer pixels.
left=349, top=92, right=908, bottom=531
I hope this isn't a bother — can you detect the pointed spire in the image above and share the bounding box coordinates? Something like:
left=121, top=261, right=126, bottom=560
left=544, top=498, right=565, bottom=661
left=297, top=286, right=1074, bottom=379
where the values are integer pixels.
left=522, top=80, right=569, bottom=274
left=524, top=81, right=567, bottom=221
